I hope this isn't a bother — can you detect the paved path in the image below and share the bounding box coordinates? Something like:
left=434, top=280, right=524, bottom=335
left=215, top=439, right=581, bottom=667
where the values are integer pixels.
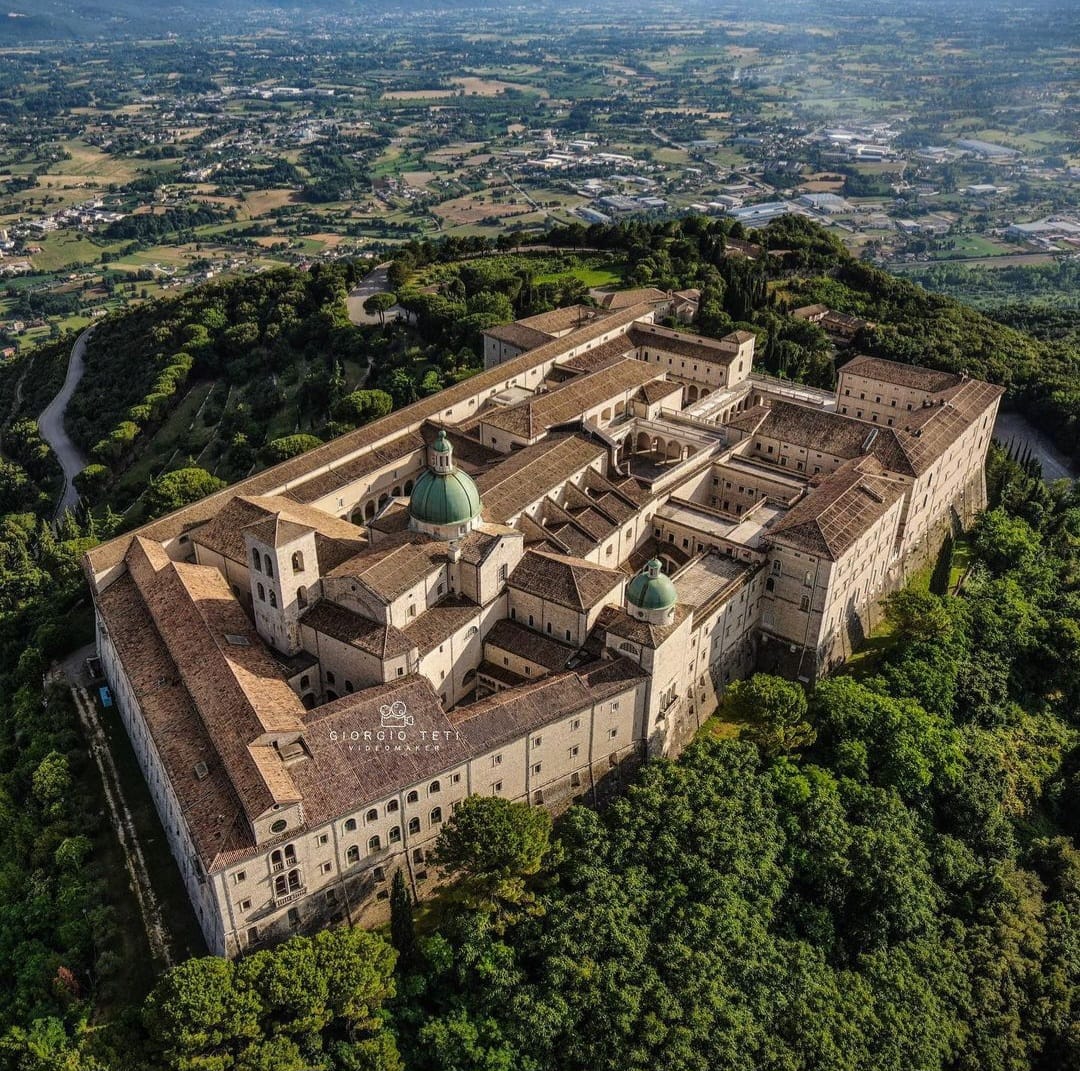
left=346, top=263, right=405, bottom=325
left=38, top=327, right=91, bottom=518
left=994, top=410, right=1077, bottom=483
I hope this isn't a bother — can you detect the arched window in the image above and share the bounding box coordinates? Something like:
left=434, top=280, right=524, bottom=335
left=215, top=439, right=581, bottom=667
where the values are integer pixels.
left=269, top=590, right=277, bottom=609
left=257, top=583, right=266, bottom=602
left=406, top=790, right=419, bottom=804
left=386, top=799, right=399, bottom=814
left=368, top=835, right=381, bottom=852
left=428, top=780, right=441, bottom=794
left=408, top=817, right=421, bottom=835
left=274, top=874, right=287, bottom=897
left=287, top=868, right=301, bottom=891
left=326, top=671, right=335, bottom=685
left=365, top=808, right=378, bottom=823
left=344, top=818, right=357, bottom=832
left=388, top=826, right=401, bottom=844
left=766, top=577, right=775, bottom=593
left=430, top=807, right=442, bottom=825
left=297, top=586, right=308, bottom=609
left=771, top=560, right=781, bottom=575
left=283, top=844, right=296, bottom=866
left=292, top=551, right=305, bottom=573
left=252, top=548, right=262, bottom=571
left=300, top=675, right=310, bottom=688
left=346, top=845, right=360, bottom=864
left=270, top=849, right=283, bottom=870
left=264, top=555, right=274, bottom=578
left=345, top=680, right=354, bottom=694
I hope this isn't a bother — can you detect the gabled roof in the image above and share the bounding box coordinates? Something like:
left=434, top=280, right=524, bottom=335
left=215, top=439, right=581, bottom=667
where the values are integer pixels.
left=300, top=599, right=415, bottom=659
left=193, top=494, right=365, bottom=567
left=839, top=354, right=964, bottom=393
left=768, top=457, right=906, bottom=560
left=476, top=434, right=605, bottom=522
left=509, top=549, right=623, bottom=611
left=123, top=537, right=305, bottom=822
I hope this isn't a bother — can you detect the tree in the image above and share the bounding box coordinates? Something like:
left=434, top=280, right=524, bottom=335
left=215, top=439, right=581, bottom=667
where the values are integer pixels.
left=390, top=869, right=417, bottom=969
left=142, top=957, right=261, bottom=1069
left=363, top=291, right=398, bottom=325
left=433, top=796, right=552, bottom=919
left=262, top=434, right=323, bottom=464
left=144, top=466, right=225, bottom=518
left=333, top=389, right=394, bottom=427
left=726, top=673, right=815, bottom=756
left=882, top=588, right=953, bottom=644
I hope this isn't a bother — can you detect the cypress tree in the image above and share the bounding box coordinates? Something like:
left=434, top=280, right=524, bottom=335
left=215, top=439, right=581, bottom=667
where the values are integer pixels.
left=389, top=868, right=416, bottom=967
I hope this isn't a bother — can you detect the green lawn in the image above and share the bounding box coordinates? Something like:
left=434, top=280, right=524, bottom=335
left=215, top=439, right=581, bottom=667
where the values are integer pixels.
left=535, top=262, right=626, bottom=287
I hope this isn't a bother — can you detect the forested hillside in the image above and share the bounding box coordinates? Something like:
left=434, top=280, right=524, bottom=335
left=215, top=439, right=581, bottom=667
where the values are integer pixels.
left=0, top=218, right=1077, bottom=1068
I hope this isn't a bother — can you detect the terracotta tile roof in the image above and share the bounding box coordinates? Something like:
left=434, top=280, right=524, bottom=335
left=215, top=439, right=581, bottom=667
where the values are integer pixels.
left=482, top=322, right=554, bottom=351
left=561, top=335, right=637, bottom=374
left=898, top=378, right=1004, bottom=472
left=402, top=596, right=478, bottom=656
left=97, top=572, right=253, bottom=871
left=756, top=401, right=916, bottom=476
left=85, top=303, right=655, bottom=584
left=509, top=549, right=623, bottom=611
left=458, top=523, right=519, bottom=565
left=484, top=619, right=577, bottom=671
left=327, top=535, right=446, bottom=603
left=638, top=379, right=682, bottom=405
left=792, top=303, right=828, bottom=320
left=449, top=658, right=646, bottom=753
left=283, top=430, right=425, bottom=505
left=839, top=354, right=964, bottom=393
left=295, top=676, right=470, bottom=823
left=123, top=537, right=305, bottom=822
left=595, top=603, right=688, bottom=649
left=517, top=304, right=607, bottom=334
left=193, top=494, right=366, bottom=566
left=481, top=358, right=662, bottom=439
left=627, top=324, right=742, bottom=365
left=596, top=287, right=669, bottom=309
left=476, top=434, right=605, bottom=522
left=300, top=599, right=415, bottom=658
left=768, top=457, right=906, bottom=560
left=725, top=405, right=771, bottom=434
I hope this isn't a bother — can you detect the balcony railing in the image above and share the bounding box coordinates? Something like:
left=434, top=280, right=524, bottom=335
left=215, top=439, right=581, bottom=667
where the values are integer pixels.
left=274, top=886, right=306, bottom=908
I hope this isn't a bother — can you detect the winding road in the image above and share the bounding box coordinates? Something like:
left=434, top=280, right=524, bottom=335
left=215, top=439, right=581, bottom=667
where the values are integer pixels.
left=38, top=326, right=91, bottom=519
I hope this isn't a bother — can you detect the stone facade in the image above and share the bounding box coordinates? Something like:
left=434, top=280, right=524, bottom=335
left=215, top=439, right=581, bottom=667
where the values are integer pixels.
left=85, top=297, right=1002, bottom=957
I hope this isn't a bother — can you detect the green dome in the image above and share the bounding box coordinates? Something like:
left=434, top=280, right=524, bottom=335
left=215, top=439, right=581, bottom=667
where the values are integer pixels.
left=409, top=467, right=481, bottom=527
left=430, top=430, right=452, bottom=454
left=627, top=559, right=678, bottom=611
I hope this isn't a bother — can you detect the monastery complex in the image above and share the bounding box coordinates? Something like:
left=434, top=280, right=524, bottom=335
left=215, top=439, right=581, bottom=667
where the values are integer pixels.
left=83, top=292, right=1003, bottom=956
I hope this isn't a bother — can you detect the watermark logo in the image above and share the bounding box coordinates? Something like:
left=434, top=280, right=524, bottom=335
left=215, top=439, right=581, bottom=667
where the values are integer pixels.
left=380, top=700, right=413, bottom=729
left=328, top=697, right=459, bottom=753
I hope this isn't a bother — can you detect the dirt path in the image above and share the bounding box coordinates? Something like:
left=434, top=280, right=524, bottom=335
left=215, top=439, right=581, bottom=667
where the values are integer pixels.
left=38, top=327, right=92, bottom=519
left=54, top=647, right=175, bottom=969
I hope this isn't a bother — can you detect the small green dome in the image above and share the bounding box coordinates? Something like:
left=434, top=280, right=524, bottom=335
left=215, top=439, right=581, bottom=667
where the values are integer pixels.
left=431, top=430, right=452, bottom=454
left=627, top=559, right=677, bottom=611
left=409, top=467, right=482, bottom=527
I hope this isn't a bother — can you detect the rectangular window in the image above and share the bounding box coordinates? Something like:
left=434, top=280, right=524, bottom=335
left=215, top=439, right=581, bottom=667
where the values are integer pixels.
left=239, top=898, right=252, bottom=912
left=317, top=834, right=328, bottom=846
left=570, top=745, right=580, bottom=759
left=492, top=781, right=503, bottom=794
left=321, top=861, right=332, bottom=874
left=492, top=754, right=502, bottom=767
left=533, top=736, right=542, bottom=748
left=234, top=871, right=246, bottom=884
left=571, top=718, right=581, bottom=731
left=532, top=763, right=542, bottom=776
